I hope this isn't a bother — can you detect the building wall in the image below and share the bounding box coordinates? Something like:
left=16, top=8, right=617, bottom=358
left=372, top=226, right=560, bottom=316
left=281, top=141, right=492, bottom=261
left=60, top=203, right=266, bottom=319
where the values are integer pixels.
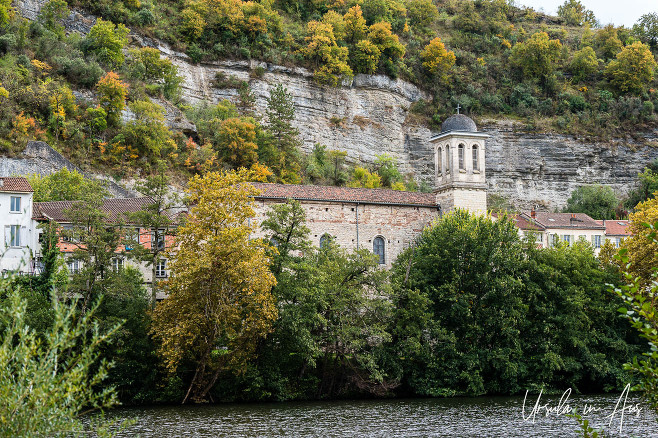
left=437, top=188, right=487, bottom=215
left=0, top=191, right=36, bottom=273
left=252, top=199, right=440, bottom=268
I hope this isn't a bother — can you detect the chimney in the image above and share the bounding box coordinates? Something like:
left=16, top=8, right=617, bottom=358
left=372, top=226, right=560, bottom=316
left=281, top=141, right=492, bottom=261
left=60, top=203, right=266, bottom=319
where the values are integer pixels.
left=530, top=208, right=536, bottom=219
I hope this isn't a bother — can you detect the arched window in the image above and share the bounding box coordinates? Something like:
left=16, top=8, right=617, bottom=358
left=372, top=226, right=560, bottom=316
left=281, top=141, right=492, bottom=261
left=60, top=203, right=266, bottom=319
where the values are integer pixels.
left=373, top=236, right=385, bottom=265
left=437, top=147, right=442, bottom=175
left=445, top=145, right=450, bottom=173
left=320, top=233, right=331, bottom=249
left=458, top=144, right=465, bottom=170
left=472, top=144, right=479, bottom=171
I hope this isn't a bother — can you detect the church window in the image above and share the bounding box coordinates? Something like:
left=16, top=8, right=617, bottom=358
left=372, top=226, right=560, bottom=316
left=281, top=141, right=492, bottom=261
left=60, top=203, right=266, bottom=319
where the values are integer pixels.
left=445, top=145, right=450, bottom=173
left=373, top=236, right=385, bottom=264
left=437, top=147, right=442, bottom=174
left=472, top=145, right=479, bottom=171
left=320, top=233, right=331, bottom=248
left=458, top=144, right=465, bottom=170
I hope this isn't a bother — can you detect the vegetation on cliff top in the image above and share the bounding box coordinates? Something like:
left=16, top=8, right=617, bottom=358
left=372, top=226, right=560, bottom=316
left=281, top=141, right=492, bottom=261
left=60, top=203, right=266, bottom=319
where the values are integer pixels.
left=1, top=0, right=658, bottom=190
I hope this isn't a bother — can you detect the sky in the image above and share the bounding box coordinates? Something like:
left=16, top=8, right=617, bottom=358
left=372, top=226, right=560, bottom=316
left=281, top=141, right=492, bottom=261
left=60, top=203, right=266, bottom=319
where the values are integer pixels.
left=518, top=0, right=656, bottom=28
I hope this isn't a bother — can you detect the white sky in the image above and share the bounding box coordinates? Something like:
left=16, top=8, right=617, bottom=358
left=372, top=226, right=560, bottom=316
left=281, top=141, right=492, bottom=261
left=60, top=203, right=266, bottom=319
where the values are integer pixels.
left=518, top=0, right=656, bottom=28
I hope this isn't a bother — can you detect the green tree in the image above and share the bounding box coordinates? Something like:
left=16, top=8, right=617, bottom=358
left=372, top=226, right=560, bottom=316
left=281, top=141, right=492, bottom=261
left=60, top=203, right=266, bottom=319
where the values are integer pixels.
left=625, top=159, right=658, bottom=209
left=151, top=169, right=277, bottom=403
left=352, top=39, right=381, bottom=74
left=122, top=100, right=176, bottom=159
left=28, top=168, right=109, bottom=202
left=569, top=46, right=598, bottom=82
left=261, top=199, right=310, bottom=276
left=406, top=0, right=438, bottom=34
left=83, top=18, right=130, bottom=68
left=38, top=0, right=69, bottom=36
left=63, top=191, right=124, bottom=314
left=373, top=153, right=403, bottom=188
left=265, top=84, right=302, bottom=183
left=557, top=0, right=597, bottom=26
left=595, top=25, right=623, bottom=61
left=563, top=185, right=619, bottom=220
left=510, top=32, right=563, bottom=85
left=0, top=0, right=12, bottom=27
left=0, top=286, right=120, bottom=436
left=633, top=13, right=658, bottom=49
left=605, top=41, right=657, bottom=95
left=390, top=211, right=527, bottom=396
left=125, top=163, right=181, bottom=307
left=128, top=47, right=182, bottom=100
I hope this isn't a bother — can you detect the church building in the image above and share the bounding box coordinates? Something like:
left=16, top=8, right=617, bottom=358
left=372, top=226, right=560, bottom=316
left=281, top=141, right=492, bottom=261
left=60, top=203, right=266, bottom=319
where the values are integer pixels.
left=251, top=113, right=489, bottom=267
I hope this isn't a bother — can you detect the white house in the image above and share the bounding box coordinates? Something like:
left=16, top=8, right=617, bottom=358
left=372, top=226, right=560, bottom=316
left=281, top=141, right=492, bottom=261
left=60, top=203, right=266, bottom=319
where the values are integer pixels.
left=0, top=177, right=39, bottom=274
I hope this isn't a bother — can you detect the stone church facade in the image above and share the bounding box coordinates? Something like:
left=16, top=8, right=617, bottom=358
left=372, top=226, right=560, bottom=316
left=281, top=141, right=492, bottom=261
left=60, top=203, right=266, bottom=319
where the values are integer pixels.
left=251, top=114, right=489, bottom=267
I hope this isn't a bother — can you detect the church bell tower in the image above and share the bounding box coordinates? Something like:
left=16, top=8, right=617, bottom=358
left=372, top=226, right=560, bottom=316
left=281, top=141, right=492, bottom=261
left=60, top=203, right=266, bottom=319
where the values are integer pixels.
left=430, top=111, right=489, bottom=215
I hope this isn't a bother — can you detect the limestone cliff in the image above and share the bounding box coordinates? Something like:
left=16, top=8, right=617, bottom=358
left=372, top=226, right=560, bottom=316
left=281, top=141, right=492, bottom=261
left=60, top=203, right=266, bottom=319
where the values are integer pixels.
left=10, top=0, right=658, bottom=209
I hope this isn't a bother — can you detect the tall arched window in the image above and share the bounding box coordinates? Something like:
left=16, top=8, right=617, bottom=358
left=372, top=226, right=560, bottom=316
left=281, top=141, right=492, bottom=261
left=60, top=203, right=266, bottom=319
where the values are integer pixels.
left=445, top=145, right=450, bottom=173
left=437, top=147, right=442, bottom=175
left=472, top=144, right=479, bottom=171
left=373, top=236, right=385, bottom=265
left=458, top=144, right=465, bottom=170
left=320, top=233, right=331, bottom=248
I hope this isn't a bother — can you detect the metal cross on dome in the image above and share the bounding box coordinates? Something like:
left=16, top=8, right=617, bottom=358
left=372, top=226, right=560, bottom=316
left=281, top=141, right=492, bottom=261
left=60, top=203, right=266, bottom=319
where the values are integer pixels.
left=456, top=104, right=461, bottom=114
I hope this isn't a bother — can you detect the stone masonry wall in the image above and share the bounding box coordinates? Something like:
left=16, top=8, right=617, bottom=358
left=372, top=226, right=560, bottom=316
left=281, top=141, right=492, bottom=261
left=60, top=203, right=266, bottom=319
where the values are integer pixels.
left=251, top=199, right=440, bottom=268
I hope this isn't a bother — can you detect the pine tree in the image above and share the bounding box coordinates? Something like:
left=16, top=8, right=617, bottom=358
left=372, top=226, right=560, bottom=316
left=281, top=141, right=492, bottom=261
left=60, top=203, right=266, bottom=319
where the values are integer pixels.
left=265, top=84, right=302, bottom=183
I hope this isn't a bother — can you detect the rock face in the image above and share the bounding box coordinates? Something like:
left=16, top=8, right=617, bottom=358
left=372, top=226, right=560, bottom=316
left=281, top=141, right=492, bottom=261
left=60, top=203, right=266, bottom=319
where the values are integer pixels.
left=12, top=0, right=658, bottom=209
left=0, top=141, right=136, bottom=198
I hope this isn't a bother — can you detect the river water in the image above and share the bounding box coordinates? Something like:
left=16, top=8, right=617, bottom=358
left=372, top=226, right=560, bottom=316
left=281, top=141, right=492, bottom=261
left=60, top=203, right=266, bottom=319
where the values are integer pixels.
left=111, top=393, right=658, bottom=437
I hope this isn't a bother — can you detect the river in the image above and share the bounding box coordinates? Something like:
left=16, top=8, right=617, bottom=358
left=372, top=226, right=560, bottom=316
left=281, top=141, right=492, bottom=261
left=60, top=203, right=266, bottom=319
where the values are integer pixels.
left=110, top=393, right=658, bottom=437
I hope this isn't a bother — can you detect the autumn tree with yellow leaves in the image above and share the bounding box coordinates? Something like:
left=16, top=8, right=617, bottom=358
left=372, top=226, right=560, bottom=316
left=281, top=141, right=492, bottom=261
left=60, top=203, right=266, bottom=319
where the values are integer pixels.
left=151, top=169, right=277, bottom=403
left=605, top=41, right=657, bottom=95
left=620, top=193, right=658, bottom=287
left=421, top=37, right=456, bottom=82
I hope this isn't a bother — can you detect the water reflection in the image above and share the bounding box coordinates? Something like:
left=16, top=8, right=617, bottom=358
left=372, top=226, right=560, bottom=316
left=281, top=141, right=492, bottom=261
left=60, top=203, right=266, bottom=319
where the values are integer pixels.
left=112, top=394, right=658, bottom=437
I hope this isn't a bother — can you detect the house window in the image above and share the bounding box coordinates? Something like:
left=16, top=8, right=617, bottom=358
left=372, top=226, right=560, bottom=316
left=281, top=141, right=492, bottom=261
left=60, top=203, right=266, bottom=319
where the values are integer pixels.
left=592, top=235, right=602, bottom=249
left=562, top=235, right=572, bottom=246
left=10, top=196, right=20, bottom=212
left=152, top=229, right=166, bottom=250
left=458, top=144, right=465, bottom=170
left=615, top=237, right=621, bottom=248
left=373, top=236, right=385, bottom=265
left=155, top=259, right=167, bottom=278
left=472, top=145, right=479, bottom=171
left=67, top=259, right=80, bottom=273
left=320, top=233, right=331, bottom=249
left=9, top=225, right=20, bottom=247
left=112, top=257, right=124, bottom=272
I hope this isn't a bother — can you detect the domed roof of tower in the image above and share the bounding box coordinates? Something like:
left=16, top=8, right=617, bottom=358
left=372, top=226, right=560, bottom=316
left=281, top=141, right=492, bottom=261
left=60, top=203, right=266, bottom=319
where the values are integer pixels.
left=441, top=114, right=477, bottom=133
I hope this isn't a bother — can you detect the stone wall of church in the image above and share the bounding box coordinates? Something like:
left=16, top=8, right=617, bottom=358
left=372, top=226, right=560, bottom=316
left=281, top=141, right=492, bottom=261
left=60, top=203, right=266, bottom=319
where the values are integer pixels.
left=252, top=199, right=440, bottom=268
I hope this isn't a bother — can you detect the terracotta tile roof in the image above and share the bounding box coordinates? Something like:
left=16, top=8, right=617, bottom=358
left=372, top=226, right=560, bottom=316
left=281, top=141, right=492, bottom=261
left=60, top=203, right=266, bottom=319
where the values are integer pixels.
left=513, top=214, right=546, bottom=231
left=0, top=177, right=33, bottom=192
left=522, top=211, right=605, bottom=230
left=251, top=183, right=438, bottom=207
left=33, top=197, right=155, bottom=223
left=597, top=219, right=632, bottom=236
